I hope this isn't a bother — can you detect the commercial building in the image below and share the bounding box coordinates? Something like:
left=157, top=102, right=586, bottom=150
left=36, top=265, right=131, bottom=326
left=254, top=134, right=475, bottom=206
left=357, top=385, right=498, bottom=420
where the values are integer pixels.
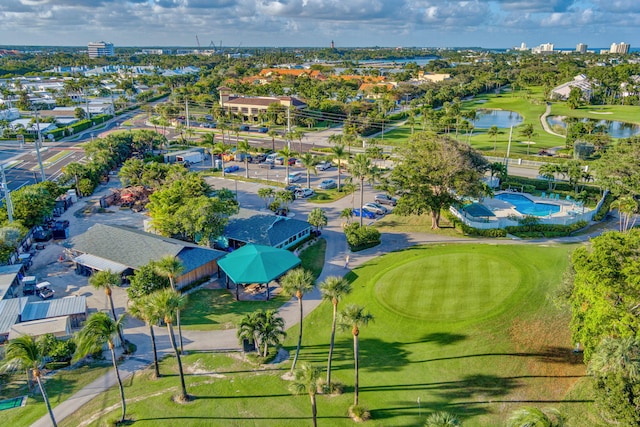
left=87, top=41, right=114, bottom=58
left=576, top=43, right=588, bottom=54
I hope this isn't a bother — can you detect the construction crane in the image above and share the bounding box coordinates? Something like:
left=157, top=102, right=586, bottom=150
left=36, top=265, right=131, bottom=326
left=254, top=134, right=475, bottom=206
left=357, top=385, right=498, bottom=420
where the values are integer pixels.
left=196, top=35, right=201, bottom=48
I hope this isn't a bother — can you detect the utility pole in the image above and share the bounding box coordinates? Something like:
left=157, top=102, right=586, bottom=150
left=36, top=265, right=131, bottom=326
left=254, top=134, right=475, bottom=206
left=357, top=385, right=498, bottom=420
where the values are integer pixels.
left=84, top=89, right=91, bottom=120
left=286, top=107, right=291, bottom=150
left=32, top=107, right=46, bottom=182
left=504, top=125, right=513, bottom=174
left=0, top=162, right=14, bottom=222
left=185, top=98, right=190, bottom=129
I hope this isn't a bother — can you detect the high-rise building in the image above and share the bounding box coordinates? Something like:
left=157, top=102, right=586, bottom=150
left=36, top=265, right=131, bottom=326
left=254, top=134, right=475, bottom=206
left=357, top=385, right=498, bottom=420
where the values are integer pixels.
left=87, top=41, right=114, bottom=58
left=576, top=43, right=587, bottom=54
left=610, top=42, right=630, bottom=54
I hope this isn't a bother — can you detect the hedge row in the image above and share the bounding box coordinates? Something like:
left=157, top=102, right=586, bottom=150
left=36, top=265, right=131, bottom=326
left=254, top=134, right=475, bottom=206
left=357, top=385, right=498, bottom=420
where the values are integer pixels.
left=344, top=223, right=381, bottom=252
left=504, top=220, right=588, bottom=237
left=502, top=175, right=600, bottom=195
left=444, top=212, right=508, bottom=237
left=592, top=191, right=614, bottom=221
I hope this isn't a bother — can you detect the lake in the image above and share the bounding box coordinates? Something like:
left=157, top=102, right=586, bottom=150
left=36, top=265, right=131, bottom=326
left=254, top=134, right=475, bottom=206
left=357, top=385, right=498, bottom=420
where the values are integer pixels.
left=473, top=109, right=523, bottom=129
left=546, top=116, right=640, bottom=138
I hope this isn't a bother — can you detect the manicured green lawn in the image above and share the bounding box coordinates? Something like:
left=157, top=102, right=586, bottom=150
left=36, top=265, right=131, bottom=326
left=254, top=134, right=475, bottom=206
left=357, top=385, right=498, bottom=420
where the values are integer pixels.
left=0, top=364, right=112, bottom=427
left=59, top=243, right=591, bottom=426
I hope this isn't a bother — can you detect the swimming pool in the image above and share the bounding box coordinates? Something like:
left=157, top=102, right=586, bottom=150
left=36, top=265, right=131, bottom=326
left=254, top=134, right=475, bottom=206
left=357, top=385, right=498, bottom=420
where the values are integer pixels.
left=495, top=193, right=560, bottom=216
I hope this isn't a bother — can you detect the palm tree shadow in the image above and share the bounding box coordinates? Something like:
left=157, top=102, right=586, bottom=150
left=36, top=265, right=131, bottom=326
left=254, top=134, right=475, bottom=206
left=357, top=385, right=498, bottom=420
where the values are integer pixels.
left=421, top=332, right=467, bottom=346
left=357, top=337, right=411, bottom=372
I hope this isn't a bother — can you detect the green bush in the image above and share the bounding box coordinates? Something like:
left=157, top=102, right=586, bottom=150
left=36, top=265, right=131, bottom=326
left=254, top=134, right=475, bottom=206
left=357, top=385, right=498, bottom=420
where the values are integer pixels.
left=505, top=220, right=588, bottom=237
left=344, top=223, right=381, bottom=251
left=593, top=191, right=614, bottom=221
left=444, top=211, right=508, bottom=237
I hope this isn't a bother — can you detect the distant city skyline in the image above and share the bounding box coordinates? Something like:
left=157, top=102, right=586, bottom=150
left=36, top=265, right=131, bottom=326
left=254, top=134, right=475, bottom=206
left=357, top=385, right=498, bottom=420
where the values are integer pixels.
left=0, top=0, right=638, bottom=49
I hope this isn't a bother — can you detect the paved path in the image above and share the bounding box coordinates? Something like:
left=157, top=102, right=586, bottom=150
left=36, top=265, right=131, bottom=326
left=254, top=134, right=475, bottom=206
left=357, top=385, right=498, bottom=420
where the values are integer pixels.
left=540, top=103, right=566, bottom=139
left=32, top=179, right=617, bottom=427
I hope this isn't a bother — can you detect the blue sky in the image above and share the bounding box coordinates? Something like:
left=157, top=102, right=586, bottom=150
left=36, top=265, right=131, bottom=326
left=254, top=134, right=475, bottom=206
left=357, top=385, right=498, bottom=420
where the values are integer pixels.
left=0, top=0, right=638, bottom=49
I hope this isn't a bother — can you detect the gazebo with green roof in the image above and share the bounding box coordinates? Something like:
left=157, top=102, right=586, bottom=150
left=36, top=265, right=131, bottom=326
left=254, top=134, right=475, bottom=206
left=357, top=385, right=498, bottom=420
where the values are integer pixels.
left=217, top=244, right=301, bottom=300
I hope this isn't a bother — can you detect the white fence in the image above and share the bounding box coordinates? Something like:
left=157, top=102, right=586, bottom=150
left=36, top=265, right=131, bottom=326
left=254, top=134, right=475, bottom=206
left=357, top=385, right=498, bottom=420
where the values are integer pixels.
left=449, top=205, right=595, bottom=230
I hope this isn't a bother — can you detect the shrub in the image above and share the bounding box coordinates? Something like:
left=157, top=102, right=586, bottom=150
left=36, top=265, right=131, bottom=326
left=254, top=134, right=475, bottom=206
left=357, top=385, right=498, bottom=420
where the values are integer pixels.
left=444, top=211, right=507, bottom=237
left=593, top=191, right=614, bottom=221
left=344, top=223, right=381, bottom=251
left=349, top=404, right=371, bottom=422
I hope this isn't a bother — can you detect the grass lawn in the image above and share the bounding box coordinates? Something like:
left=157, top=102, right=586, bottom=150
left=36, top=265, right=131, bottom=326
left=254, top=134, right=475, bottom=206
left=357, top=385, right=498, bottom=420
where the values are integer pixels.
left=58, top=243, right=594, bottom=426
left=0, top=363, right=112, bottom=427
left=375, top=213, right=463, bottom=237
left=182, top=238, right=327, bottom=331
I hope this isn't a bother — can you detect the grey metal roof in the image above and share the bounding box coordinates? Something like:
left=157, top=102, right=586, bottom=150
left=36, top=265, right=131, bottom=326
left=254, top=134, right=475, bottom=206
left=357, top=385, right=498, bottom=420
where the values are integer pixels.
left=20, top=296, right=87, bottom=322
left=0, top=264, right=23, bottom=275
left=0, top=297, right=29, bottom=335
left=224, top=209, right=311, bottom=247
left=9, top=316, right=71, bottom=340
left=177, top=247, right=225, bottom=272
left=70, top=224, right=201, bottom=269
left=0, top=264, right=21, bottom=296
left=73, top=254, right=128, bottom=274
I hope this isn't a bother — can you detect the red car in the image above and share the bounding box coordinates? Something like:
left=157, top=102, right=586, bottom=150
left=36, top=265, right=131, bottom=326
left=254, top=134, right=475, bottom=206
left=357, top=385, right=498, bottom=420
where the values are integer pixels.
left=287, top=157, right=297, bottom=166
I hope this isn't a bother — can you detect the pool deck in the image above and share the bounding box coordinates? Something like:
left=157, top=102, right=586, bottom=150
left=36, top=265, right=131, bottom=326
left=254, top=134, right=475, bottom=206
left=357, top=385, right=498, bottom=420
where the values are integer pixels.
left=481, top=191, right=589, bottom=220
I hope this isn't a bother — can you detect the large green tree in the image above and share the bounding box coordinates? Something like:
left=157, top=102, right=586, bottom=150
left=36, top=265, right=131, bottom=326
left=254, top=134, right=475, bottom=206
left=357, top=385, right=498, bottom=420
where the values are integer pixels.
left=594, top=136, right=640, bottom=199
left=391, top=133, right=488, bottom=229
left=568, top=230, right=640, bottom=361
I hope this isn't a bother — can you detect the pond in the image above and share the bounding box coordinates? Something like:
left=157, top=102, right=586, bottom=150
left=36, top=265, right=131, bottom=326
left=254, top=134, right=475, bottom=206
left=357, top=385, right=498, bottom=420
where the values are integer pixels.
left=546, top=116, right=640, bottom=138
left=473, top=109, right=523, bottom=129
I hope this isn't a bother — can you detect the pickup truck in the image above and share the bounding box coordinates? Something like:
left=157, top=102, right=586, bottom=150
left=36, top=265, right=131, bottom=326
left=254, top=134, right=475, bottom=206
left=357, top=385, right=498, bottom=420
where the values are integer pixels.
left=315, top=160, right=332, bottom=171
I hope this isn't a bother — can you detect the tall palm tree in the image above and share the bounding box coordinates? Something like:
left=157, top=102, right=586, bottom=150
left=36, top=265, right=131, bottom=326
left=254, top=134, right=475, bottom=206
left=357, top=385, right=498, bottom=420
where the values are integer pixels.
left=487, top=125, right=500, bottom=152
left=611, top=196, right=639, bottom=233
left=281, top=268, right=315, bottom=373
left=237, top=138, right=251, bottom=179
left=277, top=146, right=296, bottom=184
left=298, top=153, right=317, bottom=188
left=330, top=143, right=348, bottom=192
left=424, top=411, right=462, bottom=427
left=129, top=294, right=162, bottom=378
left=75, top=312, right=127, bottom=425
left=588, top=336, right=640, bottom=380
left=267, top=129, right=279, bottom=152
left=200, top=132, right=216, bottom=167
left=212, top=141, right=233, bottom=176
left=2, top=336, right=57, bottom=427
left=507, top=406, right=565, bottom=427
left=89, top=270, right=126, bottom=349
left=257, top=187, right=275, bottom=209
left=319, top=276, right=352, bottom=387
left=289, top=363, right=322, bottom=427
left=348, top=153, right=376, bottom=226
left=339, top=304, right=374, bottom=407
left=150, top=288, right=189, bottom=401
left=153, top=256, right=185, bottom=354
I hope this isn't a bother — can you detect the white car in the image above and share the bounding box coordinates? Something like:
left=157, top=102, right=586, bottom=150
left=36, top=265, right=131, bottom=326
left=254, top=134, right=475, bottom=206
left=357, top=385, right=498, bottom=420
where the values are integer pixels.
left=363, top=202, right=388, bottom=215
left=315, top=160, right=332, bottom=171
left=294, top=188, right=314, bottom=199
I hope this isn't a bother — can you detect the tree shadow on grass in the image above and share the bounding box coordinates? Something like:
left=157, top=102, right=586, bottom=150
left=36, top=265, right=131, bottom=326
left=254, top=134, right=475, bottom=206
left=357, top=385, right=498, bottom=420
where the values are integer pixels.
left=421, top=332, right=468, bottom=346
left=358, top=337, right=412, bottom=372
left=414, top=346, right=584, bottom=365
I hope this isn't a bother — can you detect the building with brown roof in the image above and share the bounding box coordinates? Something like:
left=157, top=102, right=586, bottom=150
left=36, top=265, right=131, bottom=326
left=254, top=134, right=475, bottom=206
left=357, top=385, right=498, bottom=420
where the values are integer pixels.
left=218, top=87, right=307, bottom=120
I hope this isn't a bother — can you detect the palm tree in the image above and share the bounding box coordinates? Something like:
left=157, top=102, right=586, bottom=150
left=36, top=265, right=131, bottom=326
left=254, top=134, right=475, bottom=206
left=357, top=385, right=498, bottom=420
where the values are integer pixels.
left=75, top=312, right=127, bottom=424
left=129, top=295, right=162, bottom=378
left=507, top=406, right=565, bottom=427
left=538, top=163, right=560, bottom=191
left=89, top=270, right=126, bottom=349
left=339, top=304, right=374, bottom=407
left=2, top=336, right=58, bottom=427
left=319, top=276, right=352, bottom=387
left=257, top=187, right=275, bottom=209
left=237, top=309, right=286, bottom=357
left=424, top=411, right=462, bottom=427
left=277, top=146, right=296, bottom=184
left=611, top=196, right=639, bottom=233
left=281, top=268, right=315, bottom=373
left=588, top=336, right=640, bottom=380
left=153, top=256, right=185, bottom=354
left=150, top=288, right=189, bottom=401
left=267, top=129, right=279, bottom=152
left=348, top=153, right=376, bottom=226
left=330, top=143, right=348, bottom=191
left=289, top=363, right=322, bottom=427
left=487, top=125, right=500, bottom=152
left=340, top=208, right=353, bottom=227
left=237, top=138, right=251, bottom=179
left=298, top=153, right=317, bottom=188
left=200, top=132, right=216, bottom=167
left=212, top=141, right=233, bottom=176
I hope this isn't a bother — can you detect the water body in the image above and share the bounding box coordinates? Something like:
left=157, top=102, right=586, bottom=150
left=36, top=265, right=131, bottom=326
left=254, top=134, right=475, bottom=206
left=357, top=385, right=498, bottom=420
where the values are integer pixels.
left=473, top=109, right=523, bottom=129
left=495, top=193, right=560, bottom=216
left=546, top=116, right=640, bottom=138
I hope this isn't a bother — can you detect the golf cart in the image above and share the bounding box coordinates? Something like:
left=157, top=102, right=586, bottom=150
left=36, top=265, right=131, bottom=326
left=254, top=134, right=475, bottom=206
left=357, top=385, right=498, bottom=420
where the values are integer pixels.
left=36, top=282, right=55, bottom=300
left=22, top=276, right=37, bottom=295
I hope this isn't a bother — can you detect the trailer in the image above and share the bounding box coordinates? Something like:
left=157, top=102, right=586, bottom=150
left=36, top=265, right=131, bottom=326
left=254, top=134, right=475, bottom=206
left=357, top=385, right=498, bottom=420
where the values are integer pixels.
left=176, top=151, right=203, bottom=164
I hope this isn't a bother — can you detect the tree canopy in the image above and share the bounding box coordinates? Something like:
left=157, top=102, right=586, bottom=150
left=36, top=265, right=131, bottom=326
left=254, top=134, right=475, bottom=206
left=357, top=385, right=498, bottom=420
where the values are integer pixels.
left=594, top=136, right=640, bottom=199
left=390, top=132, right=488, bottom=229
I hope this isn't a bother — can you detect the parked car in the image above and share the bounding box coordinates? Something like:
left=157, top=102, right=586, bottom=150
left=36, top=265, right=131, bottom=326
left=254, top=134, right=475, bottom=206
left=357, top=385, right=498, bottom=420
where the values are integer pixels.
left=363, top=202, right=388, bottom=215
left=258, top=127, right=269, bottom=133
left=285, top=184, right=301, bottom=195
left=274, top=157, right=285, bottom=165
left=36, top=282, right=54, bottom=300
left=239, top=125, right=250, bottom=131
left=294, top=188, right=314, bottom=199
left=374, top=194, right=398, bottom=206
left=258, top=162, right=274, bottom=169
left=223, top=165, right=240, bottom=173
left=318, top=179, right=337, bottom=190
left=287, top=157, right=297, bottom=166
left=315, top=160, right=332, bottom=171
left=251, top=154, right=267, bottom=163
left=352, top=208, right=376, bottom=219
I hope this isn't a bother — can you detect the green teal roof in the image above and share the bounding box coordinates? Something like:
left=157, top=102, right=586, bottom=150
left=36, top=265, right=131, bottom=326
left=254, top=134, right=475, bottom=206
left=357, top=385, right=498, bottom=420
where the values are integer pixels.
left=217, top=244, right=301, bottom=284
